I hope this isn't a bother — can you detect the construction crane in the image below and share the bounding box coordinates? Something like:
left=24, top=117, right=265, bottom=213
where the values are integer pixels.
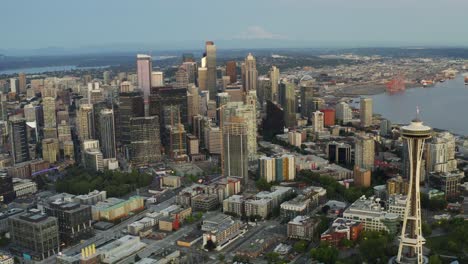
left=386, top=73, right=406, bottom=94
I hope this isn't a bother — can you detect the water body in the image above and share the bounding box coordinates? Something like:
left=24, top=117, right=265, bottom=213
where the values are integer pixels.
left=0, top=65, right=110, bottom=75
left=372, top=75, right=468, bottom=136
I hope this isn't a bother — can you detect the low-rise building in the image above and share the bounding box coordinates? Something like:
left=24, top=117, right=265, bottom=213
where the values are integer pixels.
left=74, top=190, right=107, bottom=205
left=0, top=253, right=13, bottom=264
left=12, top=178, right=37, bottom=198
left=91, top=196, right=144, bottom=221
left=100, top=235, right=146, bottom=264
left=280, top=195, right=312, bottom=220
left=245, top=198, right=272, bottom=219
left=202, top=214, right=244, bottom=248
left=320, top=218, right=363, bottom=246
left=223, top=195, right=245, bottom=217
left=128, top=217, right=156, bottom=236
left=387, top=194, right=407, bottom=219
left=429, top=170, right=464, bottom=198
left=160, top=175, right=181, bottom=189
left=44, top=199, right=93, bottom=245
left=191, top=194, right=219, bottom=211
left=9, top=209, right=60, bottom=261
left=342, top=196, right=399, bottom=234
left=236, top=231, right=284, bottom=258
left=0, top=208, right=23, bottom=233
left=287, top=215, right=318, bottom=241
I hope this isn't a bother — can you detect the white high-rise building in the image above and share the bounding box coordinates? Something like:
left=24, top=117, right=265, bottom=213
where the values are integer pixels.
left=243, top=53, right=258, bottom=92
left=335, top=102, right=352, bottom=124
left=269, top=66, right=280, bottom=102
left=312, top=111, right=324, bottom=132
left=259, top=156, right=276, bottom=183
left=151, top=72, right=164, bottom=87
left=137, top=54, right=152, bottom=105
left=426, top=132, right=457, bottom=173
left=360, top=97, right=373, bottom=127
left=355, top=134, right=375, bottom=170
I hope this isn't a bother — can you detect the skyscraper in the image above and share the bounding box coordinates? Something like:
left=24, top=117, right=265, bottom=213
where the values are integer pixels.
left=137, top=54, right=152, bottom=109
left=175, top=66, right=189, bottom=89
left=98, top=109, right=116, bottom=159
left=0, top=93, right=7, bottom=121
left=129, top=116, right=162, bottom=165
left=280, top=81, right=296, bottom=128
left=42, top=138, right=59, bottom=163
left=355, top=135, right=375, bottom=170
left=269, top=66, right=280, bottom=102
left=151, top=71, right=164, bottom=87
left=187, top=84, right=200, bottom=125
left=182, top=61, right=197, bottom=85
left=205, top=41, right=217, bottom=100
left=426, top=132, right=457, bottom=173
left=226, top=61, right=237, bottom=84
left=77, top=104, right=94, bottom=141
left=243, top=53, right=258, bottom=92
left=18, top=72, right=26, bottom=94
left=380, top=119, right=393, bottom=136
left=396, top=117, right=432, bottom=264
left=223, top=98, right=257, bottom=161
left=263, top=101, right=285, bottom=140
left=312, top=111, right=324, bottom=133
left=360, top=97, right=373, bottom=127
left=336, top=102, right=352, bottom=124
left=223, top=117, right=248, bottom=183
left=9, top=118, right=30, bottom=164
left=300, top=86, right=314, bottom=119
left=10, top=78, right=19, bottom=93
left=149, top=86, right=188, bottom=126
left=43, top=97, right=56, bottom=128
left=118, top=92, right=144, bottom=145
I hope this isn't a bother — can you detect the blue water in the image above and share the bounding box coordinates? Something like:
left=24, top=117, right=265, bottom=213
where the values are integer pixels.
left=0, top=65, right=110, bottom=75
left=372, top=75, right=468, bottom=136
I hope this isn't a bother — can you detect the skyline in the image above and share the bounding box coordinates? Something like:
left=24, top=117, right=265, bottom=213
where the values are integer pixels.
left=1, top=0, right=468, bottom=54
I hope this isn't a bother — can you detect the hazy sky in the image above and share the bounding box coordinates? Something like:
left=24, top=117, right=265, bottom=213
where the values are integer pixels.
left=1, top=0, right=467, bottom=50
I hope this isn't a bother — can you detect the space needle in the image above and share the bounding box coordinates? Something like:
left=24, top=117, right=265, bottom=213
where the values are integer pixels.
left=394, top=109, right=431, bottom=264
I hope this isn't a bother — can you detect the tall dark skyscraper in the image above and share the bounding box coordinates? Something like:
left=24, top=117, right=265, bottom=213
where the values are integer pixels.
left=98, top=109, right=116, bottom=159
left=205, top=41, right=217, bottom=100
left=9, top=118, right=30, bottom=164
left=263, top=100, right=285, bottom=141
left=300, top=86, right=314, bottom=119
left=118, top=92, right=144, bottom=146
left=149, top=86, right=188, bottom=126
left=226, top=61, right=237, bottom=84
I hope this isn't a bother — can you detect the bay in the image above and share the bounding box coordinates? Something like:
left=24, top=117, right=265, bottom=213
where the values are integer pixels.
left=372, top=74, right=468, bottom=136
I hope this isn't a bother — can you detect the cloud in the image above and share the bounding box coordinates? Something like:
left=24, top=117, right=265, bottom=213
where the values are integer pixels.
left=236, top=26, right=286, bottom=40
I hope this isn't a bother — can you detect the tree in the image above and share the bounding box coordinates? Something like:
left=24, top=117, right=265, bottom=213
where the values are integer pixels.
left=205, top=239, right=216, bottom=251
left=134, top=254, right=141, bottom=262
left=339, top=238, right=353, bottom=248
left=321, top=205, right=330, bottom=214
left=255, top=178, right=271, bottom=191
left=428, top=255, right=442, bottom=264
left=217, top=254, right=225, bottom=263
left=265, top=252, right=280, bottom=263
left=293, top=240, right=309, bottom=253
left=310, top=242, right=339, bottom=264
left=358, top=231, right=393, bottom=263
left=422, top=222, right=432, bottom=237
